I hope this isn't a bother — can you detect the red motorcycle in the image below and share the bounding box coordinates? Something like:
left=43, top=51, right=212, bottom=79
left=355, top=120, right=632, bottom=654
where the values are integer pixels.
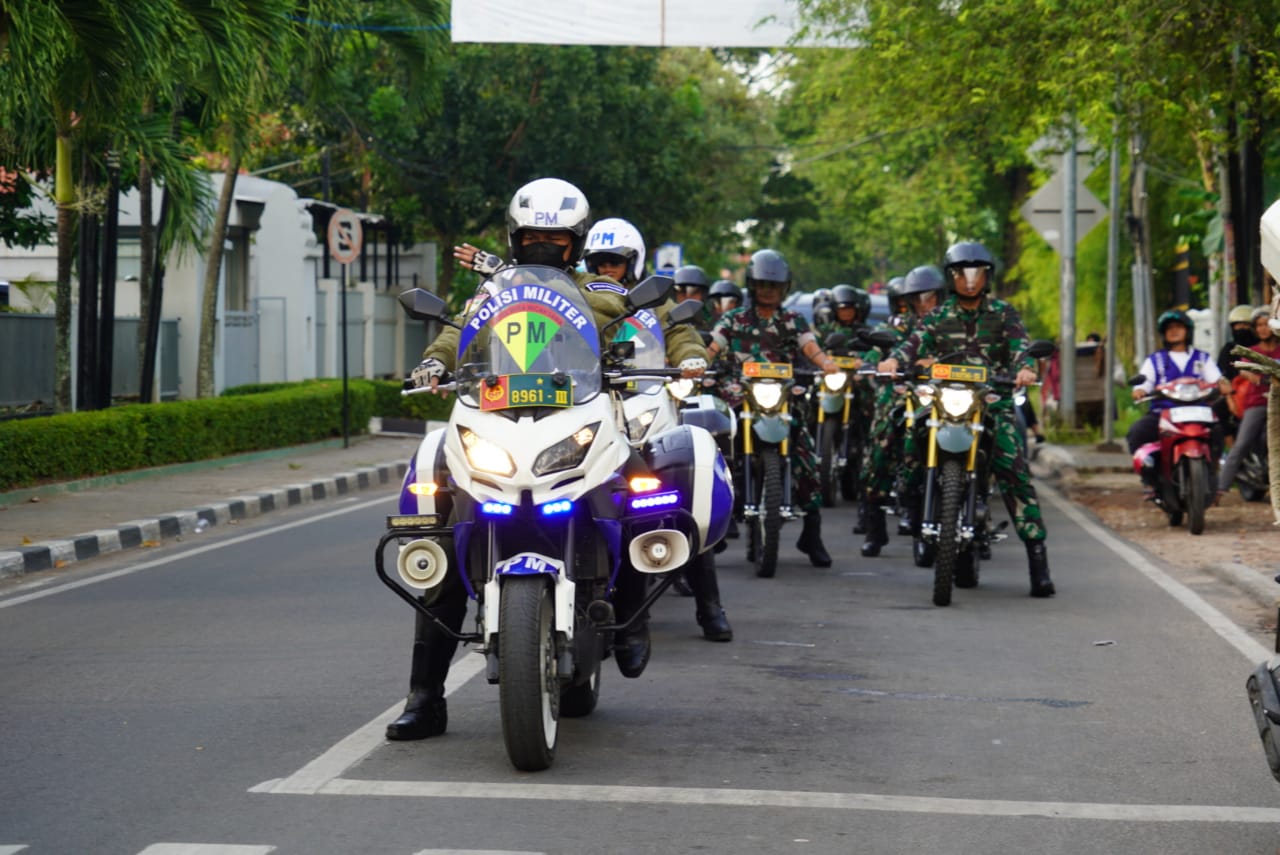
left=1130, top=376, right=1220, bottom=535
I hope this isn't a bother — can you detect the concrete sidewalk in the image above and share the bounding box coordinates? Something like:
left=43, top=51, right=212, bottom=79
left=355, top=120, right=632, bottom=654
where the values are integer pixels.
left=0, top=431, right=426, bottom=580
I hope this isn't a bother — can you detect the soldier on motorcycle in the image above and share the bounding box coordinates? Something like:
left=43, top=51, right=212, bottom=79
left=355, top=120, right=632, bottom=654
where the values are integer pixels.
left=860, top=265, right=945, bottom=556
left=672, top=264, right=718, bottom=331
left=706, top=248, right=842, bottom=567
left=877, top=242, right=1055, bottom=598
left=709, top=279, right=743, bottom=319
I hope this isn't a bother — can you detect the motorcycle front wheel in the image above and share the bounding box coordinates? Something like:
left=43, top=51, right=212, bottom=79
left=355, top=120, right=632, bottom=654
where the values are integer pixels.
left=499, top=576, right=559, bottom=771
left=754, top=448, right=784, bottom=578
left=932, top=459, right=966, bottom=607
left=1185, top=457, right=1209, bottom=535
left=818, top=419, right=840, bottom=508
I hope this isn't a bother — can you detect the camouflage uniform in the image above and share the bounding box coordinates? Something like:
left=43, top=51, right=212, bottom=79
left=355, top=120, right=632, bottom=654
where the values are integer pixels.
left=815, top=318, right=877, bottom=461
left=861, top=319, right=914, bottom=506
left=710, top=305, right=822, bottom=513
left=889, top=292, right=1045, bottom=543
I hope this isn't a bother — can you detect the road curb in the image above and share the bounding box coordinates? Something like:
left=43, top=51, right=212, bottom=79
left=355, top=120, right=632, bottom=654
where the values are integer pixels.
left=1206, top=561, right=1280, bottom=611
left=0, top=461, right=408, bottom=582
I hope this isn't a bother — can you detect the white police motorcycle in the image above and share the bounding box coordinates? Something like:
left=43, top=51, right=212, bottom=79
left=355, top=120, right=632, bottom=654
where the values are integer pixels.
left=376, top=268, right=733, bottom=771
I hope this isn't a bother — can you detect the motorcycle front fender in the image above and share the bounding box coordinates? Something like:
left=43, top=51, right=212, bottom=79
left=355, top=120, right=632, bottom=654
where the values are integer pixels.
left=484, top=552, right=576, bottom=648
left=752, top=415, right=791, bottom=445
left=935, top=424, right=974, bottom=455
left=821, top=394, right=845, bottom=415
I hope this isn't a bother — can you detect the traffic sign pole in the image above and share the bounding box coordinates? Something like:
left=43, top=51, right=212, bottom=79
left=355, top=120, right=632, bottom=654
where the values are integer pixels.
left=327, top=209, right=363, bottom=449
left=1060, top=134, right=1078, bottom=429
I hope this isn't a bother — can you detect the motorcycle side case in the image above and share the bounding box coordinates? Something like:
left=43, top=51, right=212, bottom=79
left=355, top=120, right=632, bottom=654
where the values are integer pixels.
left=680, top=393, right=736, bottom=436
left=641, top=424, right=735, bottom=554
left=1246, top=655, right=1280, bottom=784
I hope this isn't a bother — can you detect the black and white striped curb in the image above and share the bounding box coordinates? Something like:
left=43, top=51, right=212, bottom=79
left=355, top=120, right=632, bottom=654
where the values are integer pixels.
left=0, top=461, right=408, bottom=581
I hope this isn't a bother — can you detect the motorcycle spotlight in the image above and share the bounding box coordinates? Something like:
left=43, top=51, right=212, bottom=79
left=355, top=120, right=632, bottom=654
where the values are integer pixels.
left=396, top=538, right=449, bottom=590
left=628, top=530, right=691, bottom=574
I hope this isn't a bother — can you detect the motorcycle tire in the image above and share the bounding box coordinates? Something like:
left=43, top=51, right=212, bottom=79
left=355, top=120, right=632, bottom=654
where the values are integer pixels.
left=755, top=449, right=784, bottom=578
left=559, top=647, right=602, bottom=719
left=1239, top=484, right=1268, bottom=503
left=1186, top=457, right=1209, bottom=536
left=498, top=576, right=559, bottom=771
left=818, top=419, right=840, bottom=508
left=932, top=459, right=966, bottom=607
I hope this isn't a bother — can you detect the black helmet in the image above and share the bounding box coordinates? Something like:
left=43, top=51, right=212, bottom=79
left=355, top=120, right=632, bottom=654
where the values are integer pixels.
left=943, top=241, right=997, bottom=291
left=900, top=265, right=945, bottom=297
left=744, top=249, right=791, bottom=294
left=709, top=279, right=742, bottom=305
left=885, top=276, right=907, bottom=312
left=1157, top=308, right=1194, bottom=346
left=832, top=284, right=871, bottom=320
left=673, top=264, right=711, bottom=292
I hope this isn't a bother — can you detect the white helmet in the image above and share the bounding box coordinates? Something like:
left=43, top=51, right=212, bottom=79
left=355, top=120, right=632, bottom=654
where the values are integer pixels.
left=506, top=177, right=591, bottom=267
left=584, top=217, right=646, bottom=284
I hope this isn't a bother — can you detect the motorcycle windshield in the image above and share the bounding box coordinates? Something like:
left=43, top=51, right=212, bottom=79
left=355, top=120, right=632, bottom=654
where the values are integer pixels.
left=612, top=308, right=666, bottom=397
left=454, top=266, right=602, bottom=408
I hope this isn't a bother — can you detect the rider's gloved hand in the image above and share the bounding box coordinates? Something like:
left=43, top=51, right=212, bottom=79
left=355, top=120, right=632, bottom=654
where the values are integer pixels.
left=411, top=358, right=447, bottom=391
left=679, top=357, right=707, bottom=378
left=471, top=250, right=507, bottom=276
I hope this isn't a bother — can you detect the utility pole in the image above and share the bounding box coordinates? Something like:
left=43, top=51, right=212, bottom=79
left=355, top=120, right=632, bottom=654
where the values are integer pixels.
left=1059, top=132, right=1078, bottom=429
left=1101, top=124, right=1122, bottom=450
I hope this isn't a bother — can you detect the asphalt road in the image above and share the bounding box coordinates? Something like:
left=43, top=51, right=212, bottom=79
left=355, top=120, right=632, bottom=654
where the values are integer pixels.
left=2, top=480, right=1279, bottom=854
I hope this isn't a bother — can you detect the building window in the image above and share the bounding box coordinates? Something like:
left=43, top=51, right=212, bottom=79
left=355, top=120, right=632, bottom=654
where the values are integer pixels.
left=225, top=229, right=251, bottom=312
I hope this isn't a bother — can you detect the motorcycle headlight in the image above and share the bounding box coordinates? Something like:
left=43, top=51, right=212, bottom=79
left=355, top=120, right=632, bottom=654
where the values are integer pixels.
left=750, top=382, right=784, bottom=410
left=458, top=427, right=516, bottom=477
left=626, top=408, right=659, bottom=440
left=822, top=372, right=848, bottom=393
left=532, top=421, right=601, bottom=476
left=1170, top=383, right=1208, bottom=402
left=667, top=378, right=695, bottom=401
left=913, top=384, right=935, bottom=408
left=939, top=386, right=976, bottom=418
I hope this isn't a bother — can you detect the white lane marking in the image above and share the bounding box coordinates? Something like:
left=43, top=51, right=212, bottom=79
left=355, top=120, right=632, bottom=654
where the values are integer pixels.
left=1038, top=483, right=1272, bottom=662
left=414, top=851, right=545, bottom=855
left=0, top=496, right=392, bottom=609
left=0, top=846, right=28, bottom=854
left=301, top=779, right=1280, bottom=823
left=137, top=846, right=275, bottom=855
left=250, top=652, right=487, bottom=795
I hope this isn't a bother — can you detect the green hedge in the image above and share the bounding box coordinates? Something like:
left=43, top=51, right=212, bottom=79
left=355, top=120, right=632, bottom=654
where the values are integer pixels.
left=0, top=380, right=394, bottom=491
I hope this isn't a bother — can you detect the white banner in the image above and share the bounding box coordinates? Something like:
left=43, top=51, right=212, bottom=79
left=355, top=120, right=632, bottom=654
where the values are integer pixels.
left=450, top=0, right=836, bottom=48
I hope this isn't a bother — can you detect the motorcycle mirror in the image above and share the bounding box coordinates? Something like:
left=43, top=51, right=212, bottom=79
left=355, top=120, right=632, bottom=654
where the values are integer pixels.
left=626, top=275, right=676, bottom=312
left=398, top=288, right=455, bottom=326
left=867, top=329, right=899, bottom=350
left=1127, top=374, right=1146, bottom=386
left=609, top=339, right=636, bottom=361
left=665, top=299, right=703, bottom=328
left=1022, top=339, right=1055, bottom=360
left=825, top=332, right=850, bottom=350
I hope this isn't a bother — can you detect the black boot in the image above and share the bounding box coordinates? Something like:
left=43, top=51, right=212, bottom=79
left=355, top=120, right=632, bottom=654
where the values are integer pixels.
left=686, top=552, right=733, bottom=641
left=861, top=507, right=889, bottom=557
left=386, top=598, right=464, bottom=741
left=1027, top=541, right=1056, bottom=598
left=852, top=501, right=868, bottom=535
left=896, top=506, right=913, bottom=536
left=613, top=569, right=652, bottom=678
left=795, top=511, right=833, bottom=567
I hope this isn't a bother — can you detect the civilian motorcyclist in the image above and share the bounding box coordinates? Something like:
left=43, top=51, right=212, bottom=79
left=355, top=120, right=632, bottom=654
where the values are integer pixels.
left=860, top=264, right=944, bottom=555
left=878, top=242, right=1055, bottom=597
left=706, top=248, right=842, bottom=567
left=1127, top=309, right=1228, bottom=501
left=1218, top=306, right=1279, bottom=501
left=388, top=180, right=705, bottom=741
